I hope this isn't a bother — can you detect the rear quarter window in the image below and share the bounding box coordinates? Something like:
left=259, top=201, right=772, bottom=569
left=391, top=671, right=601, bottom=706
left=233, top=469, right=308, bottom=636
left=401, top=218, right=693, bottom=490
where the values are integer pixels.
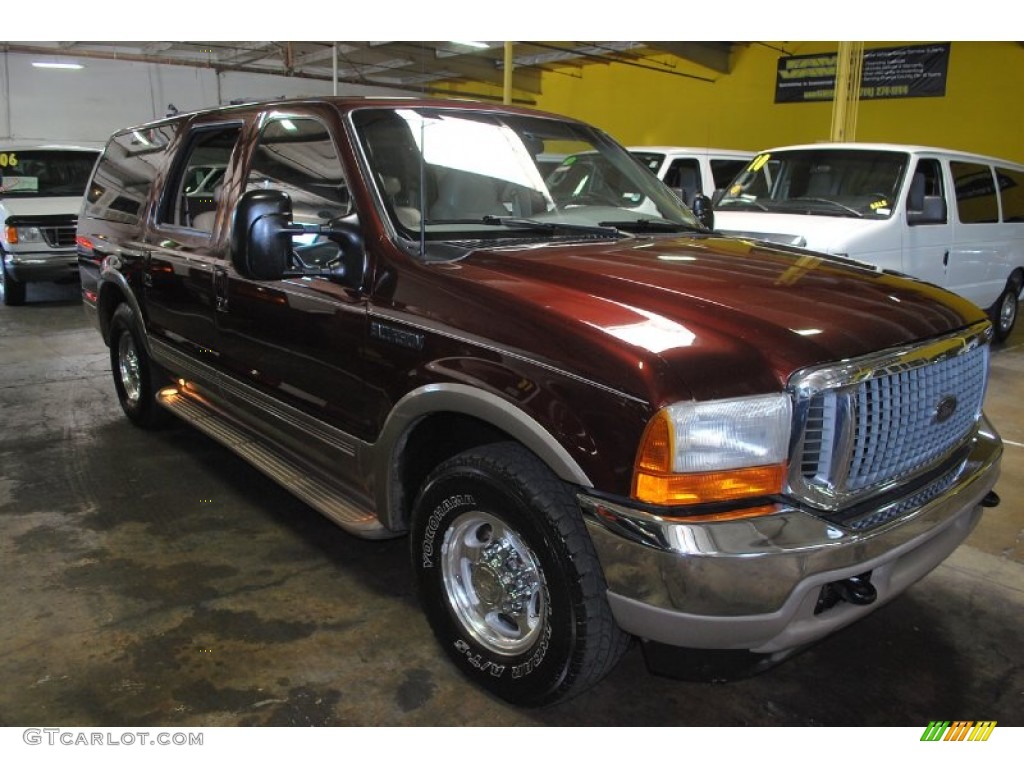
left=84, top=124, right=176, bottom=225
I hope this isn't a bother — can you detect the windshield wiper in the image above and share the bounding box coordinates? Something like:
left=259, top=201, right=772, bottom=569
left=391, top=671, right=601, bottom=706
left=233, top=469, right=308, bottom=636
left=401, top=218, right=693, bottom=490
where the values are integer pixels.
left=478, top=215, right=623, bottom=238
left=597, top=218, right=705, bottom=234
left=791, top=197, right=864, bottom=217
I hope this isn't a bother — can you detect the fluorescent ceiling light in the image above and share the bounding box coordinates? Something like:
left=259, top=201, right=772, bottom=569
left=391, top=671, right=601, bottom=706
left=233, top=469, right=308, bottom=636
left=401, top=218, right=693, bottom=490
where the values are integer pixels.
left=450, top=41, right=489, bottom=49
left=32, top=62, right=84, bottom=70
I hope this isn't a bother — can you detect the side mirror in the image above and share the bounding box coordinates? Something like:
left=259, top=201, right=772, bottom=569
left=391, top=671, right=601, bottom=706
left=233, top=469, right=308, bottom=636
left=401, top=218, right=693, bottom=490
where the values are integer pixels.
left=907, top=195, right=947, bottom=226
left=691, top=193, right=715, bottom=230
left=230, top=189, right=297, bottom=280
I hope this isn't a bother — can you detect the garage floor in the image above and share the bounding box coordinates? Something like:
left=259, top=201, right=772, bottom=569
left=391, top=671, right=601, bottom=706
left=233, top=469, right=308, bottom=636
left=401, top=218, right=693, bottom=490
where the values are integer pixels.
left=1, top=282, right=1021, bottom=727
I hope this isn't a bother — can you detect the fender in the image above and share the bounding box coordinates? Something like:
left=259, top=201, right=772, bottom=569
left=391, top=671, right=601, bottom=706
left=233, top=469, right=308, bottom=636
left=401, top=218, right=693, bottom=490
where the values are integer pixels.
left=374, top=383, right=593, bottom=530
left=96, top=264, right=149, bottom=352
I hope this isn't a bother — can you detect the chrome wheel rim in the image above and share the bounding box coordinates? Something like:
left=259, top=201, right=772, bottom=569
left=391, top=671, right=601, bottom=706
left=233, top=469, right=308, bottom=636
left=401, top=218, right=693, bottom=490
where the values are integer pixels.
left=999, top=292, right=1016, bottom=334
left=117, top=333, right=142, bottom=405
left=441, top=510, right=546, bottom=656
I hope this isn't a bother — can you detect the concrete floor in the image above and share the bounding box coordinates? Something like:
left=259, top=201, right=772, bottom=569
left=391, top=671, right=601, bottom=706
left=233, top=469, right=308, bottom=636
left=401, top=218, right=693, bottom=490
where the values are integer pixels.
left=1, top=281, right=1021, bottom=727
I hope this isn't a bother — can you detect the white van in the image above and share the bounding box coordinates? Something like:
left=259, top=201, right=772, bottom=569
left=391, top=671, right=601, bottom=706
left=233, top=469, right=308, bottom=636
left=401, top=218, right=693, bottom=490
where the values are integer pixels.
left=0, top=142, right=100, bottom=305
left=629, top=146, right=756, bottom=206
left=714, top=142, right=1024, bottom=340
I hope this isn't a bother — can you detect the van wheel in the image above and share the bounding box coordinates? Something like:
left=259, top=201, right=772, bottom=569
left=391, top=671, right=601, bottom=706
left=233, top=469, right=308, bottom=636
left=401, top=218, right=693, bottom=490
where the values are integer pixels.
left=109, top=303, right=169, bottom=428
left=989, top=283, right=1020, bottom=342
left=410, top=442, right=629, bottom=707
left=1, top=261, right=26, bottom=306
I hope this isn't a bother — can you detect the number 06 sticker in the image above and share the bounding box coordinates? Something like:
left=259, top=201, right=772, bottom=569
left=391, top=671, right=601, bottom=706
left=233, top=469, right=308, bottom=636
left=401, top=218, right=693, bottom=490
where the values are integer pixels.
left=0, top=152, right=18, bottom=168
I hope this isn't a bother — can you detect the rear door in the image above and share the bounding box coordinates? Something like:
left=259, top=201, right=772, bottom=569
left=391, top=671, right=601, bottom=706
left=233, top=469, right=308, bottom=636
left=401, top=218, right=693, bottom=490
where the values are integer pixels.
left=142, top=119, right=246, bottom=378
left=947, top=159, right=1004, bottom=308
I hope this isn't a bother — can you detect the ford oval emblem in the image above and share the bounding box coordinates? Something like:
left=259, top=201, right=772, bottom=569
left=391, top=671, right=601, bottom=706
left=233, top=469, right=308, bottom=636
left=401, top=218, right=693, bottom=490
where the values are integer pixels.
left=934, top=395, right=958, bottom=424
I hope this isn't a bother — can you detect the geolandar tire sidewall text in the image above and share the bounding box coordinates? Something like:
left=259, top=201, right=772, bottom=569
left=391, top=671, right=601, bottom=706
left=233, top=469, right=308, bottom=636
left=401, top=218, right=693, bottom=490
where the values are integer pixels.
left=412, top=464, right=578, bottom=706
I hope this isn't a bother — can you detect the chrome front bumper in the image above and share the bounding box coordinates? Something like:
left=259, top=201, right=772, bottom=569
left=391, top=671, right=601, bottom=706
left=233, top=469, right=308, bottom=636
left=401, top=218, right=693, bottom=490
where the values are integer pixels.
left=580, top=416, right=1002, bottom=654
left=4, top=248, right=79, bottom=283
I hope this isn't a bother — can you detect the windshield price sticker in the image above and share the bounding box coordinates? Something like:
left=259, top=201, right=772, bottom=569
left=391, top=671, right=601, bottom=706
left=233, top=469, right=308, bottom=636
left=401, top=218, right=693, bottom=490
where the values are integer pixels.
left=748, top=154, right=771, bottom=173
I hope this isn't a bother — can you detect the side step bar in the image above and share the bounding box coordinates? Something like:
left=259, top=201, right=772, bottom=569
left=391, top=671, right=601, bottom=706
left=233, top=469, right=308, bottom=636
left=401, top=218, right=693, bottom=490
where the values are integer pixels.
left=157, top=386, right=393, bottom=540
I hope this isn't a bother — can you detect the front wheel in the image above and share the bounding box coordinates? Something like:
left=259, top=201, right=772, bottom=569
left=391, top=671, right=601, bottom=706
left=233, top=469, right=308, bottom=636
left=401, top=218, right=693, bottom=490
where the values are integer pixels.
left=108, top=303, right=169, bottom=428
left=1, top=260, right=26, bottom=306
left=989, top=282, right=1020, bottom=342
left=411, top=442, right=629, bottom=707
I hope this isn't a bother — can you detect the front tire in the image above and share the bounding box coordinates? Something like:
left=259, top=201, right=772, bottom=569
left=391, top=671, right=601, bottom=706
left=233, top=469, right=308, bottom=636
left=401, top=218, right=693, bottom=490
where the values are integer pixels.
left=989, top=282, right=1020, bottom=342
left=1, top=260, right=26, bottom=306
left=411, top=442, right=629, bottom=707
left=108, top=303, right=169, bottom=428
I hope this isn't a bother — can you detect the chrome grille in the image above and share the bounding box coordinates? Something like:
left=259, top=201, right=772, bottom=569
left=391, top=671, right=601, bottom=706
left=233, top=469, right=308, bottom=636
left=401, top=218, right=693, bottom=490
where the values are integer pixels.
left=788, top=324, right=991, bottom=513
left=41, top=225, right=77, bottom=247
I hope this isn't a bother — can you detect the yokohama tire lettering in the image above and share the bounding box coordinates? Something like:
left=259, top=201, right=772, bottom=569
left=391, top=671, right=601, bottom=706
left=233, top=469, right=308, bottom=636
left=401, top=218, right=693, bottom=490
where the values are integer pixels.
left=421, top=493, right=475, bottom=568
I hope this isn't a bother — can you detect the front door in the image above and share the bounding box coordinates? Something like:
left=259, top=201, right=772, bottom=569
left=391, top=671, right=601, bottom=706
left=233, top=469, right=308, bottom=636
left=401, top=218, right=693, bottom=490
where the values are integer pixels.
left=213, top=111, right=374, bottom=485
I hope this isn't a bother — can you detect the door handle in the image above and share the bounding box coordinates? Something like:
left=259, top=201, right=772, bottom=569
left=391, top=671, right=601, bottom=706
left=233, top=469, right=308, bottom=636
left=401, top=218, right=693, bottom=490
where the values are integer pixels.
left=214, top=267, right=229, bottom=313
left=943, top=251, right=949, bottom=267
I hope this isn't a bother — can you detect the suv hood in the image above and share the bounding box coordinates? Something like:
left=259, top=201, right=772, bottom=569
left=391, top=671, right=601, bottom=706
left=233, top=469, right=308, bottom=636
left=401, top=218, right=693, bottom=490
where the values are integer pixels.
left=433, top=234, right=985, bottom=403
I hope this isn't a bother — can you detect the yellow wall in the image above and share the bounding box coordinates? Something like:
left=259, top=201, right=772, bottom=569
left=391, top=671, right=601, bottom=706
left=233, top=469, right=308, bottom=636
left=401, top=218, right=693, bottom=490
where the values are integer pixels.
left=440, top=42, right=1024, bottom=164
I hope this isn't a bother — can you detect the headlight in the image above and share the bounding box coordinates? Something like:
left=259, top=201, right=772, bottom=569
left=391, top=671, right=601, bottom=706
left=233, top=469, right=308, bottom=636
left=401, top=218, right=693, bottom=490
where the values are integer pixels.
left=5, top=226, right=45, bottom=244
left=632, top=393, right=791, bottom=506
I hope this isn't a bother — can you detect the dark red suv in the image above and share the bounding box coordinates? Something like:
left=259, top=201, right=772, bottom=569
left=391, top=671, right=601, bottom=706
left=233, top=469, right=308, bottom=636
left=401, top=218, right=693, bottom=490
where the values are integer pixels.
left=77, top=98, right=1002, bottom=706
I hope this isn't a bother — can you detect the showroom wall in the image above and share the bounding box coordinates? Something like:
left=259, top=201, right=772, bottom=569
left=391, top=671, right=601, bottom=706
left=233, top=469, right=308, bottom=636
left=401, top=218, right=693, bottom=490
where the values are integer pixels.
left=528, top=41, right=1024, bottom=163
left=3, top=43, right=1022, bottom=163
left=0, top=50, right=405, bottom=145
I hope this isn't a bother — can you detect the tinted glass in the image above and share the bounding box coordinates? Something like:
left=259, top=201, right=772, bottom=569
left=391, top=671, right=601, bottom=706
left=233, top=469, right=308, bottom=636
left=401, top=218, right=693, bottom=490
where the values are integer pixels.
left=710, top=159, right=749, bottom=189
left=247, top=117, right=350, bottom=225
left=951, top=161, right=998, bottom=224
left=84, top=126, right=175, bottom=224
left=158, top=125, right=242, bottom=229
left=0, top=149, right=98, bottom=198
left=996, top=166, right=1024, bottom=222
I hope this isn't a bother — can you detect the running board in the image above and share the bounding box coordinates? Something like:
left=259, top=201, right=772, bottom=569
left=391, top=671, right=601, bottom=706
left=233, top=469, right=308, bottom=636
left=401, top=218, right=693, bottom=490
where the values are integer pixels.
left=156, top=386, right=393, bottom=540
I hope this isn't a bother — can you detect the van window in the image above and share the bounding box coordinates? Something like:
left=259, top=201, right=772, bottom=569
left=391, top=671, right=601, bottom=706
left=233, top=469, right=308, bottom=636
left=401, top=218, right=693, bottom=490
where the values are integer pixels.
left=995, top=167, right=1024, bottom=222
left=158, top=124, right=242, bottom=230
left=906, top=158, right=947, bottom=224
left=951, top=161, right=999, bottom=224
left=710, top=159, right=749, bottom=190
left=0, top=149, right=98, bottom=198
left=663, top=158, right=701, bottom=205
left=631, top=152, right=665, bottom=175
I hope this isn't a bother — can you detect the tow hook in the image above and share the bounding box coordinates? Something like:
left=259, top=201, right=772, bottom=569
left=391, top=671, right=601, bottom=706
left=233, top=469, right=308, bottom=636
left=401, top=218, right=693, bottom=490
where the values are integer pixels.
left=815, top=571, right=877, bottom=615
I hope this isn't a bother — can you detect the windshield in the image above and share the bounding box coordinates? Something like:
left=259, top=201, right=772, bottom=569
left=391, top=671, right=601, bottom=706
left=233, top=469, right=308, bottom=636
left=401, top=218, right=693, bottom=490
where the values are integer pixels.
left=717, top=148, right=909, bottom=219
left=0, top=149, right=99, bottom=197
left=351, top=107, right=699, bottom=244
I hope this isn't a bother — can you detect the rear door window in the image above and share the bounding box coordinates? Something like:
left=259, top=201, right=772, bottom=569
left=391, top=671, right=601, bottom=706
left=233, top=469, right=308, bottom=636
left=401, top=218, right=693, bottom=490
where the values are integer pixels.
left=157, top=124, right=243, bottom=231
left=951, top=161, right=999, bottom=224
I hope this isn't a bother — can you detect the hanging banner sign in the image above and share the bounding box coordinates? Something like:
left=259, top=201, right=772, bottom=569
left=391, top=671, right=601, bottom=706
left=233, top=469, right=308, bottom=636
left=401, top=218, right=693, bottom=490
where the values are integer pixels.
left=775, top=43, right=951, bottom=103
